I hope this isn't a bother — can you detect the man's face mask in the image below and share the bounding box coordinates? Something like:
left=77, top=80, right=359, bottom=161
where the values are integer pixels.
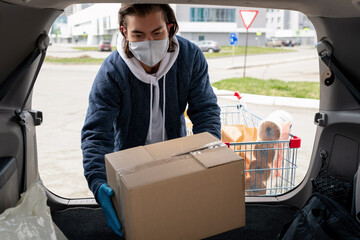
left=129, top=37, right=169, bottom=67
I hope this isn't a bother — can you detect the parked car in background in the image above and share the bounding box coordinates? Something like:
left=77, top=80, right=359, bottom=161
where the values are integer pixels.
left=293, top=39, right=302, bottom=46
left=265, top=38, right=282, bottom=47
left=194, top=40, right=221, bottom=53
left=98, top=40, right=112, bottom=51
left=281, top=39, right=295, bottom=47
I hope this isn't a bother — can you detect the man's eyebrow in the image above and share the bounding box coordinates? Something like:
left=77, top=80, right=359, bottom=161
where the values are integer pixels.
left=130, top=26, right=164, bottom=34
left=130, top=30, right=144, bottom=34
left=151, top=26, right=164, bottom=33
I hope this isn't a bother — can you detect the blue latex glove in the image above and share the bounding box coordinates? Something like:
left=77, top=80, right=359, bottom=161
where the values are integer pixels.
left=96, top=183, right=123, bottom=237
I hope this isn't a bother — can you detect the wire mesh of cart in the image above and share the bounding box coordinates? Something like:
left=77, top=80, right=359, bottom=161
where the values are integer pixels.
left=186, top=93, right=301, bottom=196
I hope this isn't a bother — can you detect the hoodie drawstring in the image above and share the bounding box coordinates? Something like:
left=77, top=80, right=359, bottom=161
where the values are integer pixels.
left=149, top=78, right=153, bottom=140
left=162, top=75, right=166, bottom=141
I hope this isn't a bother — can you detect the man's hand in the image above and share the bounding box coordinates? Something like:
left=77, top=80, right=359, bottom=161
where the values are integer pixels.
left=96, top=183, right=123, bottom=237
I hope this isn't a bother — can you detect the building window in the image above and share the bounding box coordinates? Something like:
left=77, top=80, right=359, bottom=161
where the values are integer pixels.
left=190, top=8, right=235, bottom=22
left=97, top=19, right=100, bottom=34
left=103, top=16, right=107, bottom=29
left=199, top=35, right=205, bottom=41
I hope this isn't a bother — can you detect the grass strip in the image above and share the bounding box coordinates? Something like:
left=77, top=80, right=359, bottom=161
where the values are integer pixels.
left=72, top=46, right=116, bottom=51
left=204, top=46, right=294, bottom=58
left=45, top=55, right=104, bottom=64
left=212, top=77, right=319, bottom=99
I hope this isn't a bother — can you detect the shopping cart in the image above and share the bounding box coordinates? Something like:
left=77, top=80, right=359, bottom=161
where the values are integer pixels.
left=187, top=92, right=301, bottom=196
left=222, top=105, right=300, bottom=196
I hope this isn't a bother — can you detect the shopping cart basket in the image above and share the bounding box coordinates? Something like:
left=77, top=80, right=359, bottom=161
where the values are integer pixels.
left=186, top=100, right=301, bottom=197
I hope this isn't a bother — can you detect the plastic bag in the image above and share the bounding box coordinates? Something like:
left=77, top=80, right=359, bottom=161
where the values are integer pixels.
left=0, top=180, right=67, bottom=240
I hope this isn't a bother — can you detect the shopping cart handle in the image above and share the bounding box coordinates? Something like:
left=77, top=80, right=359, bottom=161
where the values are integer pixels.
left=289, top=135, right=301, bottom=148
left=224, top=142, right=230, bottom=148
left=234, top=91, right=241, bottom=100
left=216, top=91, right=242, bottom=100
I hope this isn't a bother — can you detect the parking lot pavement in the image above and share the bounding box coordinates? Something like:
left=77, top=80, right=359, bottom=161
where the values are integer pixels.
left=207, top=47, right=319, bottom=83
left=47, top=44, right=319, bottom=83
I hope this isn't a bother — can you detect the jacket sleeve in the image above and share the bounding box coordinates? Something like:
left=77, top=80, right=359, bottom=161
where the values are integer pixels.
left=187, top=48, right=221, bottom=139
left=81, top=63, right=121, bottom=197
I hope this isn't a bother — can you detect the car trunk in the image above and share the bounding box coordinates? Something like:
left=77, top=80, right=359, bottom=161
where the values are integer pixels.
left=1, top=0, right=360, bottom=239
left=51, top=203, right=298, bottom=240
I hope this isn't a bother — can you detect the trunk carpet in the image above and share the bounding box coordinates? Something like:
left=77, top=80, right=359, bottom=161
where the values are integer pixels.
left=52, top=204, right=297, bottom=240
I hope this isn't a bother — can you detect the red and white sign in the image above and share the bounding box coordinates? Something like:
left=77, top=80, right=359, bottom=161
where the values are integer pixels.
left=239, top=10, right=258, bottom=30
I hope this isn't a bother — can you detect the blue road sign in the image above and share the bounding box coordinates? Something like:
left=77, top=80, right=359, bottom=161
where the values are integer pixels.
left=229, top=33, right=238, bottom=45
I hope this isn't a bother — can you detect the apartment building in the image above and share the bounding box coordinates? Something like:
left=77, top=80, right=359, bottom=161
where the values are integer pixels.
left=51, top=3, right=315, bottom=46
left=266, top=9, right=316, bottom=45
left=174, top=5, right=267, bottom=46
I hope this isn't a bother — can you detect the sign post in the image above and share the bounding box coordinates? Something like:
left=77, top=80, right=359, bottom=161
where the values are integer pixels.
left=239, top=10, right=258, bottom=78
left=229, top=33, right=238, bottom=64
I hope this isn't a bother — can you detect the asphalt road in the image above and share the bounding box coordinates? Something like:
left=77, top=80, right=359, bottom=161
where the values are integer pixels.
left=46, top=44, right=319, bottom=83
left=33, top=45, right=319, bottom=198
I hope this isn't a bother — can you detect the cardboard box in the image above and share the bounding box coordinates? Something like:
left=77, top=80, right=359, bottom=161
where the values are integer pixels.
left=105, top=132, right=245, bottom=240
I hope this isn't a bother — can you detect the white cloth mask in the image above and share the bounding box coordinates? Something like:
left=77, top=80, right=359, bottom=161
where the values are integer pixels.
left=129, top=38, right=169, bottom=67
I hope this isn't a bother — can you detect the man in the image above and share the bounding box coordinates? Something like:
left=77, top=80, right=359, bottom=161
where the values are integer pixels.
left=81, top=4, right=221, bottom=237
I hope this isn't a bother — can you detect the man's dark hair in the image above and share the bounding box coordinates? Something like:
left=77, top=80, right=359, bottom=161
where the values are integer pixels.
left=118, top=4, right=179, bottom=58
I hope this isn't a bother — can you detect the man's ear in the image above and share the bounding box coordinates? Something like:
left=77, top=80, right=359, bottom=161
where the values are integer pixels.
left=120, top=26, right=127, bottom=39
left=167, top=23, right=174, bottom=34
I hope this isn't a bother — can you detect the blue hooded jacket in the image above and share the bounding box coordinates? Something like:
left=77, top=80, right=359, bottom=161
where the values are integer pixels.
left=81, top=36, right=221, bottom=197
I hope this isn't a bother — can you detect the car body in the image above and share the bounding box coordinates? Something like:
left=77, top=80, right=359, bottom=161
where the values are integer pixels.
left=98, top=40, right=112, bottom=51
left=265, top=38, right=282, bottom=47
left=1, top=0, right=360, bottom=239
left=194, top=40, right=221, bottom=53
left=281, top=39, right=295, bottom=47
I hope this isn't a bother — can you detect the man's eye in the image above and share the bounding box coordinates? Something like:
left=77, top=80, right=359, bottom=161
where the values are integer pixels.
left=132, top=33, right=143, bottom=38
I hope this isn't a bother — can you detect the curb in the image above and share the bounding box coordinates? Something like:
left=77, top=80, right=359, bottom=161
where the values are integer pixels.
left=226, top=56, right=317, bottom=70
left=214, top=89, right=319, bottom=109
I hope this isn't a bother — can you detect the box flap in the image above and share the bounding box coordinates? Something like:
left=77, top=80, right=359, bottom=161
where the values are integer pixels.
left=121, top=146, right=243, bottom=188
left=144, top=132, right=221, bottom=160
left=105, top=146, right=154, bottom=172
left=106, top=133, right=231, bottom=188
left=121, top=154, right=205, bottom=188
left=105, top=133, right=221, bottom=173
left=192, top=146, right=242, bottom=168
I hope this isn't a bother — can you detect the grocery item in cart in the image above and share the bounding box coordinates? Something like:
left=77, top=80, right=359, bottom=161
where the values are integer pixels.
left=221, top=125, right=257, bottom=172
left=220, top=124, right=274, bottom=196
left=258, top=110, right=293, bottom=177
left=221, top=125, right=257, bottom=143
left=245, top=143, right=276, bottom=196
left=258, top=110, right=292, bottom=141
